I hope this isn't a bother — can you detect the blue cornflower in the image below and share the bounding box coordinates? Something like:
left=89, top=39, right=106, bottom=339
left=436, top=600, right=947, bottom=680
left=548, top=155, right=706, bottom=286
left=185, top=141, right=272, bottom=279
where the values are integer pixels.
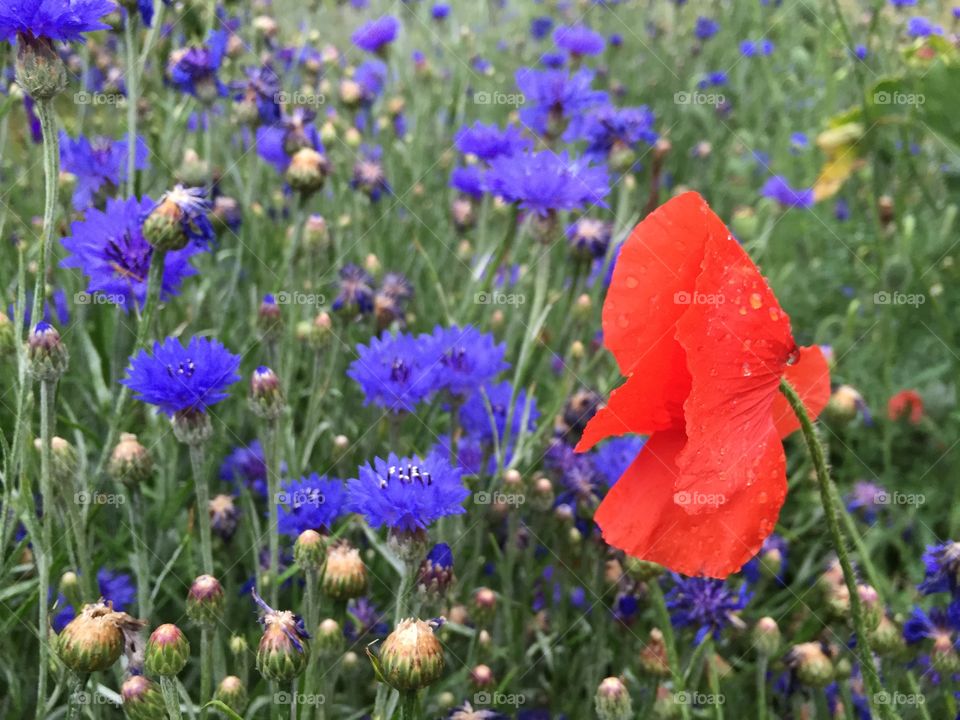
left=789, top=132, right=808, bottom=152
left=122, top=335, right=241, bottom=416
left=52, top=568, right=136, bottom=632
left=345, top=596, right=390, bottom=640
left=459, top=380, right=538, bottom=442
left=333, top=263, right=375, bottom=315
left=553, top=24, right=605, bottom=57
left=539, top=52, right=566, bottom=69
left=844, top=480, right=888, bottom=524
left=347, top=451, right=469, bottom=531
left=761, top=175, right=814, bottom=208
left=742, top=534, right=788, bottom=584
left=351, top=145, right=391, bottom=201
left=530, top=16, right=553, bottom=40
left=169, top=30, right=229, bottom=101
left=515, top=67, right=608, bottom=138
left=889, top=0, right=917, bottom=7
left=235, top=65, right=282, bottom=125
left=353, top=58, right=388, bottom=103
left=0, top=0, right=114, bottom=42
left=454, top=121, right=532, bottom=162
left=694, top=16, right=720, bottom=41
left=590, top=435, right=645, bottom=485
left=424, top=325, right=508, bottom=397
left=485, top=150, right=610, bottom=216
left=351, top=15, right=399, bottom=54
left=566, top=217, right=612, bottom=261
left=145, top=184, right=215, bottom=248
left=547, top=439, right=604, bottom=508
left=740, top=38, right=775, bottom=57
left=664, top=575, right=751, bottom=644
left=854, top=44, right=868, bottom=60
left=276, top=474, right=347, bottom=537
left=219, top=440, right=268, bottom=496
left=919, top=542, right=960, bottom=596
left=431, top=3, right=449, bottom=20
left=348, top=331, right=436, bottom=413
left=59, top=132, right=149, bottom=209
left=61, top=195, right=198, bottom=312
left=256, top=107, right=325, bottom=174
left=697, top=70, right=728, bottom=89
left=450, top=166, right=485, bottom=199
left=906, top=16, right=942, bottom=38
left=903, top=604, right=960, bottom=645
left=578, top=104, right=657, bottom=161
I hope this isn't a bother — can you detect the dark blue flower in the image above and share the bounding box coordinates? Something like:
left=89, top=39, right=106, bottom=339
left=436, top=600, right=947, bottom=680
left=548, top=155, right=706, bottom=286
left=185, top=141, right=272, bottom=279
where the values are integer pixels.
left=665, top=575, right=751, bottom=645
left=61, top=195, right=198, bottom=312
left=351, top=145, right=391, bottom=201
left=431, top=3, right=449, bottom=20
left=235, top=65, right=282, bottom=125
left=906, top=16, right=942, bottom=37
left=459, top=380, right=538, bottom=443
left=903, top=603, right=960, bottom=644
left=425, top=325, right=508, bottom=397
left=530, top=16, right=553, bottom=40
left=52, top=568, right=136, bottom=633
left=122, top=335, right=241, bottom=416
left=515, top=67, right=608, bottom=138
left=256, top=107, right=324, bottom=174
left=553, top=24, right=605, bottom=56
left=694, top=16, right=720, bottom=41
left=740, top=38, right=775, bottom=57
left=347, top=330, right=436, bottom=413
left=354, top=58, right=388, bottom=102
left=761, top=175, right=814, bottom=208
left=146, top=184, right=215, bottom=248
left=919, top=542, right=960, bottom=597
left=454, top=121, right=532, bottom=162
left=333, top=263, right=375, bottom=315
left=566, top=217, right=612, bottom=261
left=539, top=52, right=566, bottom=69
left=485, top=150, right=610, bottom=216
left=59, top=132, right=149, bottom=209
left=590, top=435, right=644, bottom=485
left=345, top=596, right=390, bottom=640
left=219, top=440, right=268, bottom=496
left=351, top=15, right=399, bottom=54
left=844, top=480, right=888, bottom=524
left=741, top=533, right=789, bottom=584
left=450, top=166, right=485, bottom=199
left=276, top=474, right=347, bottom=537
left=579, top=104, right=657, bottom=160
left=0, top=0, right=115, bottom=42
left=169, top=30, right=229, bottom=100
left=347, top=451, right=469, bottom=531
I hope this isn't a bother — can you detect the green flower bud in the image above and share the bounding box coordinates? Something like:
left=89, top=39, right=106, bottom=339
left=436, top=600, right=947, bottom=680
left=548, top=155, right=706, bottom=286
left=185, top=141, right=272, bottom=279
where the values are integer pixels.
left=58, top=601, right=145, bottom=673
left=186, top=575, right=225, bottom=626
left=595, top=676, right=633, bottom=720
left=171, top=408, right=213, bottom=446
left=870, top=615, right=905, bottom=657
left=470, top=587, right=497, bottom=628
left=254, top=590, right=310, bottom=682
left=142, top=196, right=188, bottom=251
left=375, top=618, right=445, bottom=692
left=15, top=37, right=67, bottom=100
left=294, top=529, right=326, bottom=573
left=27, top=322, right=69, bottom=382
left=214, top=675, right=248, bottom=715
left=322, top=542, right=367, bottom=600
left=314, top=618, right=344, bottom=658
left=108, top=433, right=154, bottom=486
left=786, top=642, right=834, bottom=688
left=638, top=628, right=671, bottom=678
left=286, top=147, right=330, bottom=195
left=144, top=624, right=191, bottom=677
left=0, top=311, right=14, bottom=357
left=623, top=556, right=664, bottom=582
left=121, top=674, right=166, bottom=720
left=752, top=617, right=781, bottom=657
left=249, top=366, right=285, bottom=420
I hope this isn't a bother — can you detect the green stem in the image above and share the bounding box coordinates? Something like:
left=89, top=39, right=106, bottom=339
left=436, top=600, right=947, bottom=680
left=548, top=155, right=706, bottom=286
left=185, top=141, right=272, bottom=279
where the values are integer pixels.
left=705, top=639, right=723, bottom=720
left=66, top=673, right=89, bottom=720
left=30, top=98, right=59, bottom=347
left=266, top=419, right=282, bottom=606
left=64, top=472, right=96, bottom=601
left=398, top=692, right=418, bottom=720
left=126, top=487, right=151, bottom=616
left=647, top=579, right=690, bottom=720
left=303, top=568, right=319, bottom=716
left=756, top=654, right=768, bottom=720
left=160, top=676, right=183, bottom=720
left=35, top=379, right=56, bottom=720
left=200, top=626, right=213, bottom=720
left=189, top=443, right=214, bottom=574
left=123, top=13, right=138, bottom=197
left=779, top=379, right=898, bottom=720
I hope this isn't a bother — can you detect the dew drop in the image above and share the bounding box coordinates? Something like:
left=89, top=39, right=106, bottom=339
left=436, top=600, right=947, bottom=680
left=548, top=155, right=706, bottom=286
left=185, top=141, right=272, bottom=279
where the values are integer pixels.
left=738, top=306, right=747, bottom=316
left=625, top=275, right=639, bottom=289
left=749, top=292, right=763, bottom=310
left=617, top=313, right=630, bottom=329
left=742, top=362, right=752, bottom=377
left=768, top=307, right=779, bottom=321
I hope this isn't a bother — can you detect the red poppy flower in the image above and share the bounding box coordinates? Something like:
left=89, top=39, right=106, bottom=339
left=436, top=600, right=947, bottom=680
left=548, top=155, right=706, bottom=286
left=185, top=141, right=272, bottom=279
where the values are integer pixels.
left=578, top=192, right=830, bottom=578
left=887, top=389, right=923, bottom=425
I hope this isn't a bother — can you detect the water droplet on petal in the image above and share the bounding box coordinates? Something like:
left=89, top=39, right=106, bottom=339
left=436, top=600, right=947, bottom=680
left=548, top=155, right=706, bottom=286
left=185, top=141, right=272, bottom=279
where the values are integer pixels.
left=749, top=292, right=763, bottom=310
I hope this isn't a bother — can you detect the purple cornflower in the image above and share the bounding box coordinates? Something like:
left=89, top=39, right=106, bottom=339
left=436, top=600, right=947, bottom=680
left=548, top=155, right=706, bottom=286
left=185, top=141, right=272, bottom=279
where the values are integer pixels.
left=741, top=534, right=789, bottom=584
left=351, top=145, right=391, bottom=201
left=332, top=264, right=375, bottom=315
left=577, top=105, right=658, bottom=158
left=169, top=30, right=229, bottom=102
left=903, top=604, right=960, bottom=646
left=761, top=175, right=814, bottom=208
left=424, top=325, right=508, bottom=397
left=844, top=480, right=888, bottom=524
left=219, top=440, right=268, bottom=496
left=566, top=217, right=612, bottom=261
left=459, top=380, right=539, bottom=443
left=485, top=150, right=610, bottom=216
left=539, top=52, right=566, bottom=69
left=61, top=196, right=198, bottom=312
left=59, top=132, right=149, bottom=209
left=346, top=597, right=390, bottom=640
left=276, top=474, right=347, bottom=537
left=347, top=331, right=436, bottom=413
left=515, top=67, right=608, bottom=138
left=919, top=542, right=960, bottom=597
left=0, top=0, right=114, bottom=42
left=590, top=435, right=644, bottom=485
left=145, top=184, right=215, bottom=248
left=553, top=24, right=605, bottom=57
left=695, top=16, right=720, bottom=41
left=256, top=107, right=325, bottom=174
left=122, top=335, right=241, bottom=416
left=740, top=38, right=775, bottom=57
left=431, top=3, right=449, bottom=20
left=351, top=15, right=399, bottom=54
left=906, top=16, right=943, bottom=38
left=450, top=166, right=485, bottom=199
left=235, top=65, right=282, bottom=125
left=347, top=451, right=468, bottom=531
left=664, top=575, right=751, bottom=644
left=454, top=121, right=532, bottom=162
left=530, top=16, right=553, bottom=40
left=353, top=59, right=389, bottom=103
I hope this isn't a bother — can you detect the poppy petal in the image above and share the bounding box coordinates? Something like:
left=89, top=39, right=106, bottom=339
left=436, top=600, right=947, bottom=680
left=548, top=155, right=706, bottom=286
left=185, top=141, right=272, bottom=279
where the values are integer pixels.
left=594, top=426, right=786, bottom=578
left=771, top=345, right=832, bottom=437
left=672, top=211, right=799, bottom=510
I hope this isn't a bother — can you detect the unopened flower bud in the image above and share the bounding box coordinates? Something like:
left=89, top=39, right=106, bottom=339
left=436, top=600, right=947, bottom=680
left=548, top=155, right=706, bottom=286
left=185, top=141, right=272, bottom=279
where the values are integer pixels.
left=416, top=543, right=455, bottom=599
left=16, top=37, right=67, bottom=99
left=752, top=616, right=781, bottom=657
left=35, top=436, right=77, bottom=482
left=304, top=214, right=329, bottom=250
left=314, top=618, right=344, bottom=658
left=120, top=674, right=165, bottom=720
left=250, top=366, right=285, bottom=420
left=858, top=584, right=882, bottom=631
left=387, top=527, right=428, bottom=564
left=209, top=494, right=238, bottom=541
left=145, top=624, right=190, bottom=676
left=286, top=147, right=330, bottom=195
left=471, top=587, right=497, bottom=627
left=294, top=529, right=326, bottom=572
left=143, top=196, right=188, bottom=251
left=229, top=634, right=249, bottom=657
left=186, top=575, right=225, bottom=626
left=786, top=642, right=834, bottom=687
left=0, top=311, right=14, bottom=356
left=172, top=408, right=213, bottom=446
left=869, top=615, right=904, bottom=657
left=470, top=663, right=494, bottom=688
left=376, top=618, right=445, bottom=691
left=322, top=541, right=367, bottom=600
left=109, top=433, right=153, bottom=486
left=58, top=601, right=144, bottom=673
left=214, top=675, right=248, bottom=714
left=257, top=295, right=282, bottom=340
left=531, top=476, right=555, bottom=511
left=638, top=628, right=670, bottom=678
left=253, top=590, right=310, bottom=682
left=595, top=676, right=633, bottom=720
left=27, top=322, right=69, bottom=381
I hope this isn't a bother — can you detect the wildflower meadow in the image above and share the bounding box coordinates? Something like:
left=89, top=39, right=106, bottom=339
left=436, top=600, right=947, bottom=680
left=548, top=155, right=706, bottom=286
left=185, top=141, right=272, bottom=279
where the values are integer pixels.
left=0, top=0, right=959, bottom=718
